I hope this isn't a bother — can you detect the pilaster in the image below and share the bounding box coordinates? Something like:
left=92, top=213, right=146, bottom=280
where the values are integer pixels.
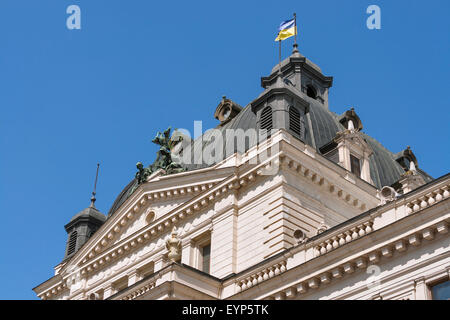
left=210, top=206, right=238, bottom=278
left=414, top=277, right=429, bottom=300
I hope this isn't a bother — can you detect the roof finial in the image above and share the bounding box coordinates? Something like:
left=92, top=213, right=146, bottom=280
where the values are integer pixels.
left=90, top=163, right=100, bottom=208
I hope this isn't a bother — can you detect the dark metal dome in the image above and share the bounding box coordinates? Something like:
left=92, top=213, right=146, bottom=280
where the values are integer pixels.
left=107, top=100, right=433, bottom=218
left=107, top=52, right=433, bottom=218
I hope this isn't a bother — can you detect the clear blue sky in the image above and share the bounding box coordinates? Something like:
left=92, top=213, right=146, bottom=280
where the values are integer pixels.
left=0, top=0, right=448, bottom=300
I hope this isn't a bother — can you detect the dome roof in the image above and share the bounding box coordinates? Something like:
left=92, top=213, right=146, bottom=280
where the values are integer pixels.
left=107, top=99, right=433, bottom=218
left=107, top=52, right=433, bottom=218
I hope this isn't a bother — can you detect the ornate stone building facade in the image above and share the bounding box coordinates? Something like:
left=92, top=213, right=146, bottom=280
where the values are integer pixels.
left=33, top=47, right=450, bottom=300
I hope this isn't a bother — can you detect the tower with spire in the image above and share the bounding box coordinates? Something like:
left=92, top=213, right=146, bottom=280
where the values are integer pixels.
left=63, top=164, right=106, bottom=260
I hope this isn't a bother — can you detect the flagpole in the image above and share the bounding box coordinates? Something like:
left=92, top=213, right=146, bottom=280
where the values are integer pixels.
left=294, top=13, right=297, bottom=46
left=279, top=40, right=282, bottom=74
left=293, top=13, right=299, bottom=53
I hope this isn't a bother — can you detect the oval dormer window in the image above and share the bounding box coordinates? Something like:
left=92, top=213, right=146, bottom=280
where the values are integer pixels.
left=222, top=106, right=231, bottom=120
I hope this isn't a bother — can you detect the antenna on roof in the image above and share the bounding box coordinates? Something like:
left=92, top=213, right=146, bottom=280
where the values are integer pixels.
left=90, top=163, right=100, bottom=208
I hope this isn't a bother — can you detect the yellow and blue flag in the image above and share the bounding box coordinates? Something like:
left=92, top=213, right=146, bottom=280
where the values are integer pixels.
left=275, top=18, right=297, bottom=41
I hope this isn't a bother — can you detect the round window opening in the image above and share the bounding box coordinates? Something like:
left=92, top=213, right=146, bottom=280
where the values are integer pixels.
left=221, top=106, right=231, bottom=121
left=145, top=211, right=155, bottom=224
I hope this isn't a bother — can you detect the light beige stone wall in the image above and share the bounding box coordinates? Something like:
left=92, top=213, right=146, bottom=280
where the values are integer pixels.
left=33, top=130, right=449, bottom=300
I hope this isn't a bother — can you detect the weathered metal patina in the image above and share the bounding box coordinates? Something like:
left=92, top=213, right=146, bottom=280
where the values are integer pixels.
left=149, top=127, right=185, bottom=175
left=129, top=127, right=186, bottom=195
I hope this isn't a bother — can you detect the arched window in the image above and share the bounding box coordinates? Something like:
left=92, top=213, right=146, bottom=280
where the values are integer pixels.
left=306, top=85, right=317, bottom=99
left=260, top=106, right=273, bottom=134
left=289, top=106, right=301, bottom=136
left=67, top=230, right=78, bottom=256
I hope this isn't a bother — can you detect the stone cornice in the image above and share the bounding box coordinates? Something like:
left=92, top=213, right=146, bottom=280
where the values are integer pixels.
left=75, top=153, right=281, bottom=277
left=38, top=174, right=448, bottom=300
left=250, top=86, right=310, bottom=114
left=33, top=274, right=67, bottom=300
left=41, top=131, right=381, bottom=298
left=237, top=200, right=449, bottom=300
left=113, top=198, right=449, bottom=301
left=335, top=249, right=449, bottom=300
left=280, top=153, right=370, bottom=211
left=45, top=133, right=283, bottom=297
left=110, top=263, right=222, bottom=300
left=60, top=169, right=235, bottom=272
left=279, top=135, right=379, bottom=196
left=229, top=216, right=375, bottom=295
left=38, top=127, right=448, bottom=300
left=261, top=56, right=333, bottom=88
left=221, top=176, right=449, bottom=299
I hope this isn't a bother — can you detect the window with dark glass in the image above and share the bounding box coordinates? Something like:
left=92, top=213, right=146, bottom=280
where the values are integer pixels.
left=350, top=154, right=361, bottom=177
left=201, top=243, right=211, bottom=274
left=431, top=280, right=450, bottom=300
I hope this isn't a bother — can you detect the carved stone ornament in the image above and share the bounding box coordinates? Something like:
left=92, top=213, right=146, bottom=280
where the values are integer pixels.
left=165, top=227, right=182, bottom=263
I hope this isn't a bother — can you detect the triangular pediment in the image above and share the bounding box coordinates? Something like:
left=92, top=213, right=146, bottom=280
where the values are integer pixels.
left=59, top=166, right=236, bottom=276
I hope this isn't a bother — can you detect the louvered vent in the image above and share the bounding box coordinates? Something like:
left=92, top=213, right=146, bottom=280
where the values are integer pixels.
left=67, top=230, right=77, bottom=256
left=260, top=106, right=273, bottom=134
left=289, top=106, right=301, bottom=136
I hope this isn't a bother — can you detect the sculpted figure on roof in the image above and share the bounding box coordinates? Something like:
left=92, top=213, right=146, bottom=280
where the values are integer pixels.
left=150, top=126, right=185, bottom=175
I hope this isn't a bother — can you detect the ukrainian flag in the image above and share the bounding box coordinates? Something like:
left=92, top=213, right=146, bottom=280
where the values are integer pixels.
left=275, top=18, right=297, bottom=41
